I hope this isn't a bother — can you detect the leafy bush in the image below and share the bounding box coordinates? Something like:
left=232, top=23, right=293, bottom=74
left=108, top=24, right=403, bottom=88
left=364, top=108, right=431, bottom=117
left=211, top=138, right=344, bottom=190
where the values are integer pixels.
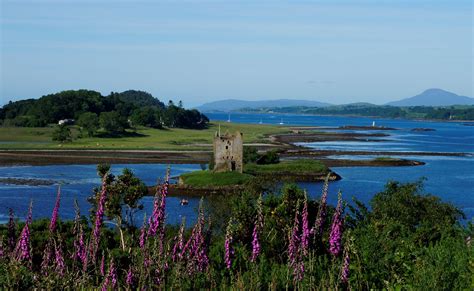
left=51, top=124, right=72, bottom=143
left=243, top=146, right=260, bottom=164
left=256, top=149, right=280, bottom=165
left=77, top=112, right=99, bottom=137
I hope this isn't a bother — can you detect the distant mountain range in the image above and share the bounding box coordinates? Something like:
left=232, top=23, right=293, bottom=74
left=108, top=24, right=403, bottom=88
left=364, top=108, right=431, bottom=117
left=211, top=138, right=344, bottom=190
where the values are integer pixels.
left=197, top=89, right=473, bottom=112
left=386, top=88, right=474, bottom=106
left=196, top=99, right=332, bottom=112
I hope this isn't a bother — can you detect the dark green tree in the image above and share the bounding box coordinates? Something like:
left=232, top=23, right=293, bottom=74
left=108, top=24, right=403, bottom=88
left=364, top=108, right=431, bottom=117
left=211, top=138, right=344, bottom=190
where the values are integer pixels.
left=77, top=112, right=99, bottom=137
left=99, top=111, right=127, bottom=134
left=256, top=149, right=280, bottom=164
left=51, top=124, right=72, bottom=143
left=130, top=107, right=161, bottom=128
left=243, top=146, right=259, bottom=164
left=90, top=164, right=148, bottom=250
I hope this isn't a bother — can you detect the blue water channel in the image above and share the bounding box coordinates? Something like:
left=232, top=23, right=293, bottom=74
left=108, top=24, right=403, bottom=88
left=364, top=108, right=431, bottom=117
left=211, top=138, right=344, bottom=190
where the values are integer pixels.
left=0, top=113, right=472, bottom=223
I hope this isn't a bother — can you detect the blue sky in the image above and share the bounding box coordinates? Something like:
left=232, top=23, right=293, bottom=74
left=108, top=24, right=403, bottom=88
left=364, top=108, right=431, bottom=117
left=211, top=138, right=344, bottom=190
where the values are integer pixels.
left=1, top=0, right=472, bottom=107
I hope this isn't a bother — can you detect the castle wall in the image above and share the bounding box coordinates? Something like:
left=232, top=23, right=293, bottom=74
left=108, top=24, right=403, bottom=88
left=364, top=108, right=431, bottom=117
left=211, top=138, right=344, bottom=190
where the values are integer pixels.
left=213, top=131, right=243, bottom=173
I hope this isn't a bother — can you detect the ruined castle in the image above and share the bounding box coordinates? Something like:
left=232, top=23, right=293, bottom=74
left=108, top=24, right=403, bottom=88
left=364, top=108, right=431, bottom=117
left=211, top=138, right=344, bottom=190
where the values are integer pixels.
left=213, top=129, right=243, bottom=173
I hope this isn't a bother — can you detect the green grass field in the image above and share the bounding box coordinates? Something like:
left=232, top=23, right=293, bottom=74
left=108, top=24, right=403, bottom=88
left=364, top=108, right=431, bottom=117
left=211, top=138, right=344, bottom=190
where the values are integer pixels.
left=179, top=170, right=253, bottom=187
left=179, top=160, right=329, bottom=187
left=373, top=156, right=401, bottom=161
left=244, top=160, right=328, bottom=175
left=0, top=123, right=289, bottom=150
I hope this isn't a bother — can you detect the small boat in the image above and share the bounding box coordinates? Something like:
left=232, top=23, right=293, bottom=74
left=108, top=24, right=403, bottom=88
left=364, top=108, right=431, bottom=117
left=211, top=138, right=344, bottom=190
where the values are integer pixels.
left=227, top=113, right=231, bottom=122
left=258, top=118, right=263, bottom=124
left=279, top=118, right=284, bottom=125
left=180, top=199, right=189, bottom=206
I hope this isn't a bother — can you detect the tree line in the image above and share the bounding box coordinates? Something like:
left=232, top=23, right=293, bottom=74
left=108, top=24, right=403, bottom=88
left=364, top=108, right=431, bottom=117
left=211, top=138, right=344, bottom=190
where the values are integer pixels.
left=240, top=104, right=474, bottom=120
left=0, top=90, right=209, bottom=135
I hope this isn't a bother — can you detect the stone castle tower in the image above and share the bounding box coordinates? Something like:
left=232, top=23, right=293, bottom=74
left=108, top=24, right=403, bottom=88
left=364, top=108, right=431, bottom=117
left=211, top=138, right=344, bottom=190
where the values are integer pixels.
left=213, top=129, right=243, bottom=173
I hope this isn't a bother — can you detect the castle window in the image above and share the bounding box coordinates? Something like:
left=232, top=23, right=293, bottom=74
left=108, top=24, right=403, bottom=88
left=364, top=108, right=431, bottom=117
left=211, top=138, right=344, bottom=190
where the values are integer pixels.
left=226, top=146, right=228, bottom=149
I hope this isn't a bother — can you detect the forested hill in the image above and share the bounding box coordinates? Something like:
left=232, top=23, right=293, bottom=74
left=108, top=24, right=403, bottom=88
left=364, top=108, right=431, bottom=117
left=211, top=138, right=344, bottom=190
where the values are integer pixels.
left=239, top=104, right=474, bottom=120
left=0, top=90, right=209, bottom=129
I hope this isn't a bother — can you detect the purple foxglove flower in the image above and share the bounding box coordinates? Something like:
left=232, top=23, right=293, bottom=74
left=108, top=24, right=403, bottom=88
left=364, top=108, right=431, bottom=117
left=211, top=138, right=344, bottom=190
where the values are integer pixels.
left=15, top=224, right=31, bottom=262
left=294, top=260, right=305, bottom=282
left=41, top=241, right=53, bottom=275
left=172, top=218, right=185, bottom=262
left=139, top=216, right=147, bottom=249
left=72, top=202, right=87, bottom=265
left=109, top=259, right=117, bottom=288
left=144, top=255, right=151, bottom=268
left=49, top=186, right=61, bottom=233
left=91, top=179, right=107, bottom=260
left=15, top=202, right=33, bottom=264
left=341, top=248, right=350, bottom=283
left=101, top=277, right=109, bottom=291
left=288, top=205, right=306, bottom=281
left=313, top=175, right=329, bottom=237
left=147, top=169, right=169, bottom=239
left=301, top=194, right=310, bottom=255
left=55, top=240, right=65, bottom=276
left=251, top=195, right=263, bottom=262
left=0, top=239, right=4, bottom=258
left=78, top=227, right=86, bottom=264
left=126, top=266, right=134, bottom=286
left=181, top=227, right=193, bottom=255
left=329, top=192, right=344, bottom=257
left=250, top=223, right=260, bottom=262
left=147, top=191, right=160, bottom=238
left=157, top=175, right=169, bottom=255
left=224, top=239, right=232, bottom=269
left=224, top=226, right=233, bottom=270
left=26, top=201, right=33, bottom=225
left=197, top=246, right=209, bottom=272
left=8, top=208, right=16, bottom=253
left=288, top=209, right=300, bottom=267
left=101, top=278, right=109, bottom=291
left=72, top=200, right=84, bottom=263
left=147, top=172, right=168, bottom=240
left=100, top=255, right=105, bottom=276
left=182, top=199, right=209, bottom=274
left=196, top=205, right=209, bottom=272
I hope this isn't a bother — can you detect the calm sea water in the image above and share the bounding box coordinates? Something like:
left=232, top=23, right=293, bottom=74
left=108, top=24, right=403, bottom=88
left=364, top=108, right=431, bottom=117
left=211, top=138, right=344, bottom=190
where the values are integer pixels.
left=0, top=113, right=472, bottom=224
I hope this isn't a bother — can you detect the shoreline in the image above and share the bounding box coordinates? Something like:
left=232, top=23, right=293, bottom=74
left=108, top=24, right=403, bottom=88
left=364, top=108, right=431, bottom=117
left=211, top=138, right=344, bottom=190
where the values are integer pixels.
left=0, top=150, right=212, bottom=166
left=0, top=141, right=469, bottom=168
left=147, top=171, right=341, bottom=196
left=0, top=125, right=469, bottom=168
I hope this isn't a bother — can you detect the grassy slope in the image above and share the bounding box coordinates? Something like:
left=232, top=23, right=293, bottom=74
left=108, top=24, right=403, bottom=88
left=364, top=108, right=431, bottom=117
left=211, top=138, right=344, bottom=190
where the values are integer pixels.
left=0, top=123, right=288, bottom=150
left=179, top=171, right=253, bottom=187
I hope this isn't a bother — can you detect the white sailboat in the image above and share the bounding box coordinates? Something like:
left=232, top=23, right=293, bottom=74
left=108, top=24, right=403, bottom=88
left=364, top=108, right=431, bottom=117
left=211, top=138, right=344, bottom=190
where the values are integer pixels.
left=279, top=118, right=284, bottom=125
left=258, top=118, right=263, bottom=124
left=227, top=113, right=231, bottom=123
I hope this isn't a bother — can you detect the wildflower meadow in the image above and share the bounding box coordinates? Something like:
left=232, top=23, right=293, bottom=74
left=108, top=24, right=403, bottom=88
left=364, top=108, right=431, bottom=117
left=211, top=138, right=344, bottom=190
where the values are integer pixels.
left=0, top=169, right=472, bottom=289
